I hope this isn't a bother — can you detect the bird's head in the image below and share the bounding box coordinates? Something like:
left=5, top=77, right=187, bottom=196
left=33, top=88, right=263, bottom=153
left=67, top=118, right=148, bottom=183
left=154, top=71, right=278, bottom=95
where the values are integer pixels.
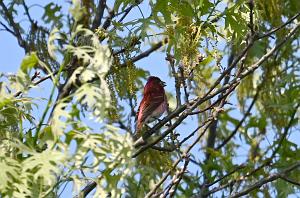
left=147, top=76, right=166, bottom=86
left=144, top=76, right=166, bottom=94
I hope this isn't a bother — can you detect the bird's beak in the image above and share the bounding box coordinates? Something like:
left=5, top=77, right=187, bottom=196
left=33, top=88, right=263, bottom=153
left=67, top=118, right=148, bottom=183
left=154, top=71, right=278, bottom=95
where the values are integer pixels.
left=161, top=81, right=166, bottom=87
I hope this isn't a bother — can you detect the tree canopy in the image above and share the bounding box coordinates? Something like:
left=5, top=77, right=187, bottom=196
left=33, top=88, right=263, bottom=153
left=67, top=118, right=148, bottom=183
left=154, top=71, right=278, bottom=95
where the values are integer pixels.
left=0, top=0, right=300, bottom=197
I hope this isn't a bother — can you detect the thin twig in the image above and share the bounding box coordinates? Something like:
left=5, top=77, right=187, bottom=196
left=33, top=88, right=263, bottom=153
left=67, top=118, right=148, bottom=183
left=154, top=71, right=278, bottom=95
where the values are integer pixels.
left=166, top=54, right=181, bottom=108
left=179, top=66, right=189, bottom=104
left=22, top=0, right=35, bottom=24
left=119, top=39, right=167, bottom=67
left=145, top=121, right=212, bottom=198
left=204, top=163, right=247, bottom=188
left=279, top=175, right=300, bottom=187
left=14, top=70, right=59, bottom=97
left=229, top=162, right=300, bottom=198
left=216, top=90, right=259, bottom=150
left=117, top=5, right=134, bottom=23
left=258, top=11, right=300, bottom=39
left=0, top=21, right=15, bottom=36
left=145, top=159, right=181, bottom=198
left=164, top=156, right=190, bottom=198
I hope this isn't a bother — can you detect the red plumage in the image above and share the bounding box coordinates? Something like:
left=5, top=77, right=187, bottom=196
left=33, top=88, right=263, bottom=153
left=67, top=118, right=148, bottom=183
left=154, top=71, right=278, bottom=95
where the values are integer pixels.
left=136, top=76, right=168, bottom=134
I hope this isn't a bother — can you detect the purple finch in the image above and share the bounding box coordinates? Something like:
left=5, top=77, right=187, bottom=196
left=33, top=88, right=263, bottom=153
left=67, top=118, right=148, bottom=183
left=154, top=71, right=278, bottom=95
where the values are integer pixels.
left=135, top=76, right=168, bottom=135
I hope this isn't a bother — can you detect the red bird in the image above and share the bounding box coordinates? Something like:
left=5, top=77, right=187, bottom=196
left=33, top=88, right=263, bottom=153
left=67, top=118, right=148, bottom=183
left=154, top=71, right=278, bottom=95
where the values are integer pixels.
left=136, top=76, right=168, bottom=134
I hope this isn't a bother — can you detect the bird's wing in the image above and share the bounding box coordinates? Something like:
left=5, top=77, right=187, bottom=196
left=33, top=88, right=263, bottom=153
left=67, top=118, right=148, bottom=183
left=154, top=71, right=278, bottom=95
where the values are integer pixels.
left=137, top=93, right=165, bottom=124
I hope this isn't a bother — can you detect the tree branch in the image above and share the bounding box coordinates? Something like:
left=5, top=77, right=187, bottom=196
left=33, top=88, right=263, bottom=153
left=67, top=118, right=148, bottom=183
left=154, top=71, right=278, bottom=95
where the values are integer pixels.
left=119, top=38, right=167, bottom=67
left=166, top=54, right=181, bottom=108
left=179, top=66, right=189, bottom=104
left=0, top=1, right=28, bottom=52
left=163, top=156, right=190, bottom=198
left=279, top=175, right=300, bottom=187
left=145, top=158, right=182, bottom=198
left=229, top=102, right=300, bottom=193
left=258, top=11, right=300, bottom=39
left=21, top=0, right=34, bottom=25
left=76, top=182, right=97, bottom=198
left=248, top=0, right=255, bottom=35
left=204, top=163, right=247, bottom=189
left=229, top=162, right=300, bottom=198
left=216, top=89, right=259, bottom=150
left=92, top=0, right=106, bottom=29
left=14, top=70, right=59, bottom=97
left=0, top=21, right=15, bottom=36
left=145, top=121, right=212, bottom=198
left=102, top=6, right=115, bottom=30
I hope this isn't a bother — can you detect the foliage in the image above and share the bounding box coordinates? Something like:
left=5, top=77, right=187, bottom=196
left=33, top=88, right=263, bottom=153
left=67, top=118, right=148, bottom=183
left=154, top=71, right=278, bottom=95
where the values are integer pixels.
left=0, top=0, right=300, bottom=197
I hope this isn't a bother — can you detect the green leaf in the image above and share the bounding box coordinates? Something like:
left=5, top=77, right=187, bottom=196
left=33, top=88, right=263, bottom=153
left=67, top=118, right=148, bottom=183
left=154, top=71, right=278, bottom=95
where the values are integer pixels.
left=0, top=155, right=20, bottom=192
left=22, top=148, right=67, bottom=186
left=42, top=2, right=63, bottom=27
left=20, top=53, right=39, bottom=73
left=199, top=0, right=214, bottom=15
left=47, top=27, right=62, bottom=59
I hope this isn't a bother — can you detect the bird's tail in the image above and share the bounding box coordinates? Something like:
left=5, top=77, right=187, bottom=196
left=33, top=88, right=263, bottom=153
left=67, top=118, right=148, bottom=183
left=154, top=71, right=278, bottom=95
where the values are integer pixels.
left=133, top=121, right=148, bottom=147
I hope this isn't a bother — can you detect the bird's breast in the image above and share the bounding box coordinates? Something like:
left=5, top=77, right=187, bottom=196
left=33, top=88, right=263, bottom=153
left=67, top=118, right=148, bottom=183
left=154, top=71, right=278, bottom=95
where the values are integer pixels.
left=146, top=100, right=167, bottom=123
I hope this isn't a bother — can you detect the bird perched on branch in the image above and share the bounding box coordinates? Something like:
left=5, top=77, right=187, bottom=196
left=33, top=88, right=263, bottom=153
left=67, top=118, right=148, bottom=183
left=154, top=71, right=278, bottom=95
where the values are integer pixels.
left=135, top=76, right=168, bottom=136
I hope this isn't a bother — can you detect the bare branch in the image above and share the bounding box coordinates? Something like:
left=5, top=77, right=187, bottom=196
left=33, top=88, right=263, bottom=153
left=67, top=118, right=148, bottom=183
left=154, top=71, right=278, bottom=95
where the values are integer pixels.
left=163, top=156, right=190, bottom=198
left=14, top=70, right=59, bottom=97
left=21, top=0, right=34, bottom=25
left=145, top=121, right=212, bottom=198
left=166, top=54, right=182, bottom=108
left=279, top=175, right=300, bottom=187
left=229, top=162, right=300, bottom=198
left=145, top=159, right=182, bottom=198
left=0, top=21, right=15, bottom=36
left=0, top=1, right=28, bottom=52
left=258, top=11, right=300, bottom=39
left=117, top=4, right=134, bottom=23
left=204, top=163, right=247, bottom=188
left=92, top=0, right=106, bottom=29
left=237, top=102, right=300, bottom=185
left=119, top=39, right=167, bottom=67
left=239, top=23, right=300, bottom=81
left=76, top=182, right=97, bottom=198
left=102, top=6, right=115, bottom=30
left=216, top=89, right=259, bottom=150
left=178, top=66, right=189, bottom=104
